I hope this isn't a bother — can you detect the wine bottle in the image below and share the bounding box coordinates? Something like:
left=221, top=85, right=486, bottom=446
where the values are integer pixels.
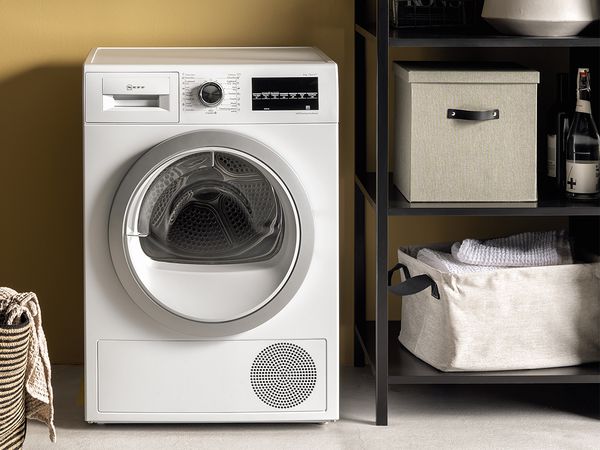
left=565, top=68, right=600, bottom=200
left=546, top=73, right=569, bottom=191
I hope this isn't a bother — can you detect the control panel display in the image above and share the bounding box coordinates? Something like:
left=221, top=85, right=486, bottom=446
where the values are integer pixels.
left=252, top=77, right=318, bottom=111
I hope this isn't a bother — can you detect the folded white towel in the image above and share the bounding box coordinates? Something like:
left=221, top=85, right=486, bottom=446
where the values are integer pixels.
left=0, top=288, right=56, bottom=442
left=417, top=248, right=500, bottom=274
left=452, top=230, right=573, bottom=268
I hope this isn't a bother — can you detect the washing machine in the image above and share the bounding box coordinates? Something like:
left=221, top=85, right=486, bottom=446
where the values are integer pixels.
left=83, top=47, right=338, bottom=423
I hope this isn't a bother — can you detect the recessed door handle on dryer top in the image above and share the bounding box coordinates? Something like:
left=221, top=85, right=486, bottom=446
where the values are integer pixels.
left=447, top=108, right=500, bottom=121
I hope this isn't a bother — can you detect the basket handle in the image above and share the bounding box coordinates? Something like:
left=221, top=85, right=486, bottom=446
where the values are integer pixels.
left=388, top=263, right=440, bottom=300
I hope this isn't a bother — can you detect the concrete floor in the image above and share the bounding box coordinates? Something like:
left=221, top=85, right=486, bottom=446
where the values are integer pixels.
left=25, top=366, right=599, bottom=449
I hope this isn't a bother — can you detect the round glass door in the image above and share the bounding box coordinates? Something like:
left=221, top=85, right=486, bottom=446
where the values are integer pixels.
left=109, top=131, right=313, bottom=335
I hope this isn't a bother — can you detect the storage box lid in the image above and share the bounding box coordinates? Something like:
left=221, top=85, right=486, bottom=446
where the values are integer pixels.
left=394, top=62, right=540, bottom=84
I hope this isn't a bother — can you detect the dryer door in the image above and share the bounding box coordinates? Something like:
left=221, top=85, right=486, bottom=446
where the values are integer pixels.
left=109, top=130, right=314, bottom=336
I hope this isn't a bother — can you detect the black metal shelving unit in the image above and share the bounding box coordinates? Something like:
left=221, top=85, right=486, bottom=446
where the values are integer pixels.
left=354, top=0, right=600, bottom=426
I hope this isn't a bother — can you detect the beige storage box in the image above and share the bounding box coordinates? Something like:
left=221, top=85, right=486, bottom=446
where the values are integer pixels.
left=390, top=244, right=600, bottom=372
left=393, top=63, right=540, bottom=202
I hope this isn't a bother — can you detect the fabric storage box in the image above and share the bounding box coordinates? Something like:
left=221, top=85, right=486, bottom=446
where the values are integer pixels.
left=393, top=62, right=539, bottom=202
left=389, top=244, right=600, bottom=372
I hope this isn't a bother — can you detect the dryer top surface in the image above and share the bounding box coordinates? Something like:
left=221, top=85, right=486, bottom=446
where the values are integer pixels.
left=86, top=47, right=332, bottom=67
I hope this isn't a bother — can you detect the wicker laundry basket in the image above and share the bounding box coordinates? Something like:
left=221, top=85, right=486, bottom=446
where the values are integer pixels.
left=0, top=315, right=30, bottom=449
left=389, top=244, right=600, bottom=372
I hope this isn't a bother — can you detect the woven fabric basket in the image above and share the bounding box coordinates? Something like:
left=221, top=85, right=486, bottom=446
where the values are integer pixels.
left=0, top=315, right=30, bottom=449
left=390, top=244, right=600, bottom=372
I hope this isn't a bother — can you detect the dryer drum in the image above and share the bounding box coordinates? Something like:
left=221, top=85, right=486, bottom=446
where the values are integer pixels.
left=138, top=151, right=285, bottom=264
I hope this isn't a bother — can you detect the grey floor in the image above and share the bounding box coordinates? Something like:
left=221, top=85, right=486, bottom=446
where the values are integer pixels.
left=25, top=366, right=599, bottom=449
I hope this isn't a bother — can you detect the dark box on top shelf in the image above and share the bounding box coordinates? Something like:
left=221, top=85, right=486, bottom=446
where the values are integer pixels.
left=391, top=0, right=485, bottom=30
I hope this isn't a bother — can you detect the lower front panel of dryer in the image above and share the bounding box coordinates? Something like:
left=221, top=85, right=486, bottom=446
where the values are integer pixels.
left=90, top=339, right=332, bottom=422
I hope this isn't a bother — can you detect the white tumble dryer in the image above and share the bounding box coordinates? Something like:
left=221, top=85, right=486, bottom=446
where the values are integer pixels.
left=83, top=47, right=338, bottom=423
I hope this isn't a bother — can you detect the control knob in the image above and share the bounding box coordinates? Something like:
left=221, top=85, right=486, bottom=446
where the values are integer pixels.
left=198, top=82, right=223, bottom=107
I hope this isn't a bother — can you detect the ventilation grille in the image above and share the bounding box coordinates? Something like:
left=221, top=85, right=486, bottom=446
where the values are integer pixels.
left=250, top=343, right=317, bottom=409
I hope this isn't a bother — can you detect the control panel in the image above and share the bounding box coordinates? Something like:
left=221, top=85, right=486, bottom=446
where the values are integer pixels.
left=181, top=72, right=241, bottom=115
left=177, top=68, right=335, bottom=124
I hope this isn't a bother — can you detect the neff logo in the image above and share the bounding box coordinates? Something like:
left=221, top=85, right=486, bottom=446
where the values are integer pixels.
left=126, top=84, right=145, bottom=91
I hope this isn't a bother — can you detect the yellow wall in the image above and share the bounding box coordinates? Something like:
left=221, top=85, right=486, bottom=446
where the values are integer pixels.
left=0, top=0, right=355, bottom=364
left=0, top=1, right=569, bottom=365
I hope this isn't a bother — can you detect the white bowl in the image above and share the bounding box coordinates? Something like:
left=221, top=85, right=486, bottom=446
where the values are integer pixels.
left=482, top=0, right=599, bottom=37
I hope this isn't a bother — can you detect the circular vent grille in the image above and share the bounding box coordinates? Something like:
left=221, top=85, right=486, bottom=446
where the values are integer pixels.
left=250, top=343, right=317, bottom=409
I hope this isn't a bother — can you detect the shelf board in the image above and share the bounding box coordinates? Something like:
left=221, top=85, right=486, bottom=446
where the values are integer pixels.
left=356, top=321, right=600, bottom=385
left=356, top=24, right=600, bottom=48
left=355, top=172, right=600, bottom=216
left=389, top=29, right=600, bottom=48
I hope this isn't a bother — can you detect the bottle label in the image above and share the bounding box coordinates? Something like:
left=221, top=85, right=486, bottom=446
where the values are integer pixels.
left=575, top=99, right=592, bottom=114
left=547, top=134, right=557, bottom=177
left=566, top=161, right=600, bottom=194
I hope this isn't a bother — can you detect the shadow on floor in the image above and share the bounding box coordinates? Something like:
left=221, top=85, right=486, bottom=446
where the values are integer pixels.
left=388, top=383, right=600, bottom=421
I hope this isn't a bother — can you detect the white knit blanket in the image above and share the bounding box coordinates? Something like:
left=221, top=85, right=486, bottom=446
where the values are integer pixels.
left=417, top=248, right=501, bottom=274
left=0, top=288, right=56, bottom=442
left=451, top=230, right=573, bottom=267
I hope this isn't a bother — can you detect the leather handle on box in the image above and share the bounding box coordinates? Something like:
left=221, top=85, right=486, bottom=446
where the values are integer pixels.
left=447, top=108, right=500, bottom=121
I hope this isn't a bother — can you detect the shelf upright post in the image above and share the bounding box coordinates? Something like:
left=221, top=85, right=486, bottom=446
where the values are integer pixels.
left=354, top=28, right=367, bottom=368
left=375, top=0, right=390, bottom=426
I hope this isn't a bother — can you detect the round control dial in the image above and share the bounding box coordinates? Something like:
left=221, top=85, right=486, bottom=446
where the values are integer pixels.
left=198, top=82, right=223, bottom=107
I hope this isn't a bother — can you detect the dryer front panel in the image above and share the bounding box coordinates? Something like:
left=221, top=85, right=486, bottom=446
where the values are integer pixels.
left=109, top=130, right=314, bottom=335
